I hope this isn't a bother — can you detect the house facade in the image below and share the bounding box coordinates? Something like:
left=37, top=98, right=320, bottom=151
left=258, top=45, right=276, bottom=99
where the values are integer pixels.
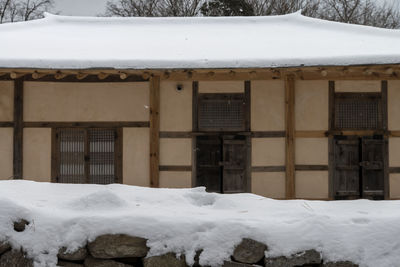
left=0, top=13, right=400, bottom=200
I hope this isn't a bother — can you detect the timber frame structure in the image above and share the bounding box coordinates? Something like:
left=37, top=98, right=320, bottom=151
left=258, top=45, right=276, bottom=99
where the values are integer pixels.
left=1, top=65, right=400, bottom=199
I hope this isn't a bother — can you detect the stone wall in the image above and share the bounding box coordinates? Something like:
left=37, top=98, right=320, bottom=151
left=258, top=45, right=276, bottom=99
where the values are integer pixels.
left=0, top=229, right=359, bottom=267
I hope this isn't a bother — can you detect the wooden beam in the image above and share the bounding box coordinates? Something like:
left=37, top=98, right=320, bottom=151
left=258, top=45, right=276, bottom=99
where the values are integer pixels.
left=54, top=72, right=68, bottom=80
left=251, top=131, right=286, bottom=138
left=295, top=165, right=329, bottom=171
left=0, top=122, right=14, bottom=127
left=160, top=132, right=192, bottom=138
left=192, top=81, right=199, bottom=131
left=295, top=131, right=328, bottom=138
left=149, top=75, right=160, bottom=188
left=328, top=130, right=388, bottom=136
left=13, top=79, right=23, bottom=179
left=252, top=166, right=286, bottom=172
left=76, top=73, right=89, bottom=80
left=285, top=74, right=296, bottom=199
left=98, top=73, right=110, bottom=80
left=24, top=121, right=150, bottom=128
left=31, top=72, right=47, bottom=80
left=159, top=166, right=192, bottom=172
left=119, top=72, right=128, bottom=80
left=10, top=72, right=24, bottom=79
left=245, top=81, right=251, bottom=131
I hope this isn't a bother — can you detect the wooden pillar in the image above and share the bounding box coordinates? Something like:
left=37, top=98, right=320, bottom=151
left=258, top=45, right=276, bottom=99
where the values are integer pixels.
left=285, top=74, right=295, bottom=199
left=13, top=78, right=23, bottom=179
left=149, top=75, right=160, bottom=188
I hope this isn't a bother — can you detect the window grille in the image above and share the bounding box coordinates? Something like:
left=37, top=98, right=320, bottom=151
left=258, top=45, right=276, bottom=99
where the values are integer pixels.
left=89, top=129, right=116, bottom=184
left=198, top=94, right=245, bottom=131
left=55, top=128, right=120, bottom=184
left=58, top=129, right=86, bottom=183
left=335, top=94, right=382, bottom=130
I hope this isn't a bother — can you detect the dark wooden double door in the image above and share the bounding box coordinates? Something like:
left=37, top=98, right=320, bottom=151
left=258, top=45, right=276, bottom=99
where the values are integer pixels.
left=196, top=135, right=248, bottom=193
left=333, top=136, right=386, bottom=200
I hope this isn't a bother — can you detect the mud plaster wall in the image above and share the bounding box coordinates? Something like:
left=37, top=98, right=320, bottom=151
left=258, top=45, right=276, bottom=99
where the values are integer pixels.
left=0, top=128, right=13, bottom=180
left=295, top=81, right=329, bottom=131
left=296, top=171, right=329, bottom=199
left=23, top=128, right=51, bottom=182
left=0, top=81, right=13, bottom=122
left=123, top=128, right=150, bottom=187
left=23, top=82, right=149, bottom=122
left=160, top=81, right=192, bottom=132
left=251, top=172, right=285, bottom=199
left=251, top=80, right=285, bottom=131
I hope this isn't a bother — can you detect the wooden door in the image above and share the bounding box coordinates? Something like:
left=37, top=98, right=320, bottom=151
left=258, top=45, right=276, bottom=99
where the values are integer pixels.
left=333, top=136, right=386, bottom=200
left=361, top=137, right=385, bottom=199
left=333, top=136, right=360, bottom=199
left=196, top=135, right=247, bottom=193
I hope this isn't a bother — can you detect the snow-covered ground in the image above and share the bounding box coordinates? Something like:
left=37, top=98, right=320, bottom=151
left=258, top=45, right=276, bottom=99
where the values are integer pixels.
left=0, top=180, right=399, bottom=267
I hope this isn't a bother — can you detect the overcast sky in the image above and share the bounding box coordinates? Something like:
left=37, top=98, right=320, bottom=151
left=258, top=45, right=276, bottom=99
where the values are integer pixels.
left=52, top=0, right=398, bottom=17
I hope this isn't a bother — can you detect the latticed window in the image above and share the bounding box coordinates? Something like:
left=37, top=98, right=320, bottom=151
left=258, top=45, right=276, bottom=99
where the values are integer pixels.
left=198, top=93, right=245, bottom=131
left=334, top=93, right=383, bottom=130
left=54, top=128, right=122, bottom=184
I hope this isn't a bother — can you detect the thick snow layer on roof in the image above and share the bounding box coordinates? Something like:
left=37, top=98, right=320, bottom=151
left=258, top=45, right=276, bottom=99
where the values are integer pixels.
left=0, top=181, right=400, bottom=266
left=1, top=12, right=400, bottom=70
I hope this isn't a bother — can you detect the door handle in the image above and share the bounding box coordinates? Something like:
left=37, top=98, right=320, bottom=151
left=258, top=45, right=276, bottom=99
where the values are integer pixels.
left=359, top=161, right=370, bottom=168
left=360, top=161, right=383, bottom=169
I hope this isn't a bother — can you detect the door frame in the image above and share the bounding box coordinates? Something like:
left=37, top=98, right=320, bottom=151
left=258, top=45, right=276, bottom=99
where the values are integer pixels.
left=191, top=81, right=252, bottom=193
left=328, top=81, right=389, bottom=199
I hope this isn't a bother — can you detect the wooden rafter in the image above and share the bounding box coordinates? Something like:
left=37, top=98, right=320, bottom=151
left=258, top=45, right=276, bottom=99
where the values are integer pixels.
left=0, top=64, right=400, bottom=82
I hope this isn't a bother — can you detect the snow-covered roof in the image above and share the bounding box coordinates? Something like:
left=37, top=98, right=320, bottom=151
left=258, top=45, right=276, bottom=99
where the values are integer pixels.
left=1, top=12, right=400, bottom=70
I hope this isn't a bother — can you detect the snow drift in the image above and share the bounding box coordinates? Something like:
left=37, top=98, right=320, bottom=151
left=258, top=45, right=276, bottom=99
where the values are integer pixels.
left=0, top=180, right=399, bottom=266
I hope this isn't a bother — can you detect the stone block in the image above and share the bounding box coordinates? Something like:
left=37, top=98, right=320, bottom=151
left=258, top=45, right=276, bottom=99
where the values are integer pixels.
left=264, top=249, right=321, bottom=267
left=0, top=250, right=33, bottom=267
left=13, top=219, right=29, bottom=232
left=143, top=253, right=187, bottom=267
left=322, top=261, right=359, bottom=267
left=232, top=238, right=267, bottom=264
left=0, top=242, right=10, bottom=255
left=84, top=256, right=131, bottom=267
left=58, top=260, right=84, bottom=267
left=88, top=234, right=148, bottom=259
left=58, top=247, right=88, bottom=261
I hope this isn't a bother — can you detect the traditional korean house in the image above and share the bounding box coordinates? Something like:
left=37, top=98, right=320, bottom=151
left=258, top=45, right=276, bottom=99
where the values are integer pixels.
left=0, top=12, right=400, bottom=200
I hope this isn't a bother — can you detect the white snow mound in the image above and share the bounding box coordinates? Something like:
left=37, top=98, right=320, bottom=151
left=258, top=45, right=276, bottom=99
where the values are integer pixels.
left=0, top=180, right=399, bottom=267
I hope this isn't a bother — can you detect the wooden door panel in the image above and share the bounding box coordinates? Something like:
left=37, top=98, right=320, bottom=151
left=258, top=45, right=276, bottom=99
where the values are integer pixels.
left=223, top=137, right=246, bottom=193
left=334, top=137, right=360, bottom=198
left=196, top=136, right=222, bottom=192
left=361, top=137, right=384, bottom=199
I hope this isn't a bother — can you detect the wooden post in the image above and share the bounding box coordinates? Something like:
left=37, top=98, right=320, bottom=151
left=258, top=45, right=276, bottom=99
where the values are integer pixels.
left=149, top=75, right=160, bottom=188
left=285, top=74, right=295, bottom=199
left=13, top=78, right=24, bottom=179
